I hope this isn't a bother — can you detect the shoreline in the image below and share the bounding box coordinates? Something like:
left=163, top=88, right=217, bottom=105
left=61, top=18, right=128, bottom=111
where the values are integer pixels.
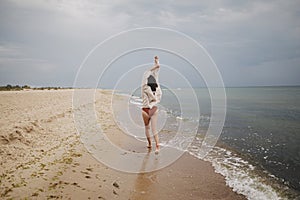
left=0, top=89, right=245, bottom=199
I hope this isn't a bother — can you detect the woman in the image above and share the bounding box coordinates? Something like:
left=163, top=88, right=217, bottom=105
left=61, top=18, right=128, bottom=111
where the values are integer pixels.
left=141, top=56, right=162, bottom=154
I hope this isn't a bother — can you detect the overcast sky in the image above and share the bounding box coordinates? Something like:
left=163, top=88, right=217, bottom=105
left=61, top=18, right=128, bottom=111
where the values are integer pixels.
left=0, top=0, right=300, bottom=88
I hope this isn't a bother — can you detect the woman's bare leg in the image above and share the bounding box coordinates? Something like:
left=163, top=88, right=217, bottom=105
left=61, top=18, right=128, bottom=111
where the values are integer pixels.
left=150, top=109, right=160, bottom=153
left=142, top=111, right=151, bottom=147
left=145, top=125, right=151, bottom=148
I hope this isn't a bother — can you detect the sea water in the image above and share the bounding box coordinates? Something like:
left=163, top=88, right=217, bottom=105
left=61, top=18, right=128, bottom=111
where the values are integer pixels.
left=119, top=86, right=300, bottom=199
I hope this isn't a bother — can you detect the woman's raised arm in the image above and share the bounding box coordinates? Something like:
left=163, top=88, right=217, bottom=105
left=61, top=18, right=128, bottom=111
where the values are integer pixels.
left=150, top=56, right=159, bottom=71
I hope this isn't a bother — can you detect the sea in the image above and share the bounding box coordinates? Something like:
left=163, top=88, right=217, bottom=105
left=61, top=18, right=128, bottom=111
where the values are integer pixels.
left=117, top=86, right=300, bottom=200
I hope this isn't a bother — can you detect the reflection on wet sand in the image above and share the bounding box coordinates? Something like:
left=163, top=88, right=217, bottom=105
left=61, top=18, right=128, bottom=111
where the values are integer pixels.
left=131, top=149, right=159, bottom=200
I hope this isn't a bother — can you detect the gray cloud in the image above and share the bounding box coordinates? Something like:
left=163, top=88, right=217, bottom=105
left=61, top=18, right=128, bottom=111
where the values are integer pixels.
left=0, top=0, right=299, bottom=87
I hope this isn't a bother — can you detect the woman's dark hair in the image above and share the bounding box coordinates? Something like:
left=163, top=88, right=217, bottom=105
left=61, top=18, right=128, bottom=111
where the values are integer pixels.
left=147, top=75, right=158, bottom=92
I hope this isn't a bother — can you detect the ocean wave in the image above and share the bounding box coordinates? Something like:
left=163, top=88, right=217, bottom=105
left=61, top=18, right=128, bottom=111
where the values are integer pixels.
left=188, top=141, right=291, bottom=200
left=129, top=99, right=143, bottom=106
left=128, top=95, right=143, bottom=107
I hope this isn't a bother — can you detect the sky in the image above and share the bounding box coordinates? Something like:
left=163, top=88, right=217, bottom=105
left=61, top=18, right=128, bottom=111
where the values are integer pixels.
left=0, top=0, right=300, bottom=88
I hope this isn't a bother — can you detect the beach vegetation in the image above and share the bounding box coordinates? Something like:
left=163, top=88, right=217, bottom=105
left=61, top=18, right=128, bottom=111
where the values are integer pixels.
left=0, top=84, right=73, bottom=91
left=0, top=84, right=23, bottom=91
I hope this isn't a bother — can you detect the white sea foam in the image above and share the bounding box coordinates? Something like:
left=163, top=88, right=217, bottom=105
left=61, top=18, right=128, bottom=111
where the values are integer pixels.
left=129, top=99, right=143, bottom=106
left=176, top=116, right=183, bottom=120
left=163, top=130, right=285, bottom=199
left=188, top=143, right=283, bottom=200
left=127, top=95, right=143, bottom=107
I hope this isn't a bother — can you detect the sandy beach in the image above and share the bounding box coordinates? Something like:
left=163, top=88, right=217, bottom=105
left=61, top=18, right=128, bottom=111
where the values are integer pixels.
left=0, top=89, right=246, bottom=199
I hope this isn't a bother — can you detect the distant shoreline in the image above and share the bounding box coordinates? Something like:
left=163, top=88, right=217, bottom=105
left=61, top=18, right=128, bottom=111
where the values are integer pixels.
left=1, top=84, right=299, bottom=92
left=0, top=85, right=73, bottom=91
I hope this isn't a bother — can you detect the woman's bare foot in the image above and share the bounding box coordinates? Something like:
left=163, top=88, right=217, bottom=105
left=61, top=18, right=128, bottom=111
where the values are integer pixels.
left=155, top=145, right=160, bottom=154
left=146, top=137, right=152, bottom=149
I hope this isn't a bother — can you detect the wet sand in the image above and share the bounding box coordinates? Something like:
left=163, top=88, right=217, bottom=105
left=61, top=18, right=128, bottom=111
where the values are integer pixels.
left=0, top=89, right=245, bottom=199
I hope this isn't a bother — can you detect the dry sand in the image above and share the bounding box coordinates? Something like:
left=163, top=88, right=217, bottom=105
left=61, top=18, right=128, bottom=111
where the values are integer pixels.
left=0, top=89, right=246, bottom=199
